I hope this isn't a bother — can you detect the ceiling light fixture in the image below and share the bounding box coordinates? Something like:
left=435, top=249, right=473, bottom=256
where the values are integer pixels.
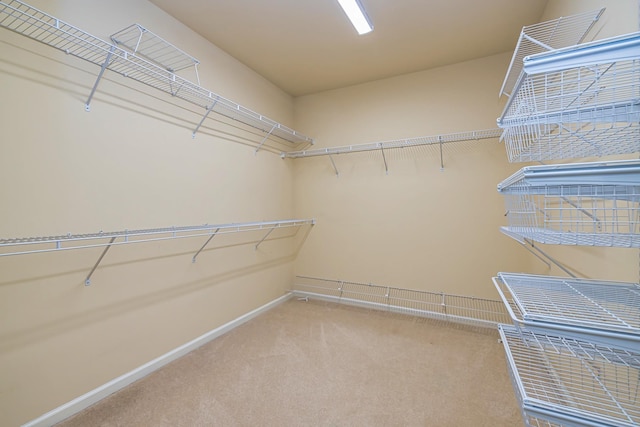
left=336, top=0, right=373, bottom=35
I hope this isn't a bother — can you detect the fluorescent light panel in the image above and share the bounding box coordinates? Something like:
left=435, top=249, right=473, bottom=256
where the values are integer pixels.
left=337, top=0, right=373, bottom=35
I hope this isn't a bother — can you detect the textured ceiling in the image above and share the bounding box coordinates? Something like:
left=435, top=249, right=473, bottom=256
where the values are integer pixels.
left=148, top=0, right=549, bottom=96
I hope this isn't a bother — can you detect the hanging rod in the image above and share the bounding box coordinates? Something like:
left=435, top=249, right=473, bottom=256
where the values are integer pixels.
left=0, top=0, right=315, bottom=148
left=282, top=128, right=501, bottom=159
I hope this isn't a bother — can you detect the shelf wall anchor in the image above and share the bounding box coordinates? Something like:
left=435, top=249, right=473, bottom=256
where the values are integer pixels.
left=192, top=227, right=220, bottom=263
left=192, top=97, right=219, bottom=138
left=328, top=154, right=339, bottom=177
left=255, top=227, right=276, bottom=249
left=85, top=236, right=117, bottom=286
left=255, top=124, right=278, bottom=154
left=85, top=45, right=116, bottom=112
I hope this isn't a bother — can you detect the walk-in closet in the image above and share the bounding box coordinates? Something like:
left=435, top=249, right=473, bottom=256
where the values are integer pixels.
left=1, top=1, right=638, bottom=426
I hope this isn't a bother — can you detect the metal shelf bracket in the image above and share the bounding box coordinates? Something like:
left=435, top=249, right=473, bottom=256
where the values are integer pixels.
left=255, top=227, right=275, bottom=250
left=85, top=236, right=117, bottom=285
left=192, top=227, right=220, bottom=263
left=85, top=45, right=116, bottom=112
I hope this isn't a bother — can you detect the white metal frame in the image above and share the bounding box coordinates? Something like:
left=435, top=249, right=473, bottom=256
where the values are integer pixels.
left=494, top=272, right=640, bottom=352
left=292, top=276, right=511, bottom=328
left=499, top=32, right=640, bottom=162
left=499, top=8, right=604, bottom=98
left=498, top=160, right=640, bottom=247
left=499, top=324, right=640, bottom=427
left=283, top=128, right=502, bottom=174
left=0, top=219, right=315, bottom=285
left=0, top=0, right=314, bottom=150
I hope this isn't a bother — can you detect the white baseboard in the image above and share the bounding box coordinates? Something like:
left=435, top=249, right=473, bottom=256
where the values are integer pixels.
left=23, top=293, right=293, bottom=427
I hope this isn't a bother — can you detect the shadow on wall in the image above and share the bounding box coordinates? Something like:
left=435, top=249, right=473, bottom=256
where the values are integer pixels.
left=0, top=224, right=314, bottom=353
left=0, top=40, right=298, bottom=155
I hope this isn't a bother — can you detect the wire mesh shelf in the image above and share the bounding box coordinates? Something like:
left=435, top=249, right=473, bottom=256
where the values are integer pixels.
left=494, top=272, right=640, bottom=352
left=498, top=160, right=640, bottom=248
left=0, top=0, right=314, bottom=148
left=0, top=219, right=315, bottom=256
left=499, top=32, right=640, bottom=163
left=291, top=276, right=511, bottom=328
left=111, top=23, right=199, bottom=75
left=499, top=324, right=640, bottom=427
left=500, top=8, right=604, bottom=99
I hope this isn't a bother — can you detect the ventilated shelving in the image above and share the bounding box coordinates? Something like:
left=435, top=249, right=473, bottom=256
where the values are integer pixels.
left=494, top=272, right=640, bottom=352
left=291, top=276, right=511, bottom=328
left=0, top=219, right=315, bottom=285
left=498, top=159, right=640, bottom=247
left=283, top=128, right=502, bottom=174
left=498, top=32, right=640, bottom=163
left=0, top=0, right=314, bottom=151
left=499, top=8, right=604, bottom=98
left=499, top=324, right=640, bottom=427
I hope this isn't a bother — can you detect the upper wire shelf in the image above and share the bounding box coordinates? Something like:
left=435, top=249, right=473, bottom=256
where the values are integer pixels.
left=494, top=272, right=640, bottom=352
left=0, top=0, right=314, bottom=149
left=499, top=8, right=604, bottom=98
left=498, top=160, right=640, bottom=248
left=499, top=324, right=640, bottom=427
left=499, top=32, right=640, bottom=163
left=111, top=23, right=200, bottom=81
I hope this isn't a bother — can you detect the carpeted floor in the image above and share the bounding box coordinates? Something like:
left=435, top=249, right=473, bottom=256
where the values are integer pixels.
left=56, top=298, right=522, bottom=426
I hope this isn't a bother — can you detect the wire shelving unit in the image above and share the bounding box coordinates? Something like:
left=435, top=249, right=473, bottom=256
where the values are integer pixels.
left=498, top=160, right=640, bottom=247
left=499, top=32, right=640, bottom=163
left=494, top=272, right=640, bottom=352
left=0, top=0, right=314, bottom=150
left=291, top=276, right=511, bottom=328
left=283, top=128, right=502, bottom=174
left=0, top=219, right=315, bottom=285
left=499, top=8, right=604, bottom=99
left=499, top=324, right=640, bottom=427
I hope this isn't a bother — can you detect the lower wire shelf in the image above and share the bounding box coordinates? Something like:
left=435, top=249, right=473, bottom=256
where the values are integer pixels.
left=499, top=324, right=640, bottom=427
left=494, top=272, right=640, bottom=352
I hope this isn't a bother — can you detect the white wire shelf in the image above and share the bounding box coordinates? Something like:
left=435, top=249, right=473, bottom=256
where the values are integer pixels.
left=0, top=0, right=314, bottom=149
left=499, top=8, right=604, bottom=98
left=499, top=32, right=640, bottom=163
left=494, top=272, right=640, bottom=352
left=0, top=219, right=315, bottom=285
left=499, top=324, right=640, bottom=427
left=498, top=160, right=640, bottom=248
left=110, top=23, right=200, bottom=79
left=291, top=276, right=511, bottom=328
left=282, top=128, right=502, bottom=174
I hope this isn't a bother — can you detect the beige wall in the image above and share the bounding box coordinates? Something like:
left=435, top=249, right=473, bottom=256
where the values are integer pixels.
left=1, top=0, right=639, bottom=425
left=0, top=1, right=305, bottom=425
left=291, top=52, right=527, bottom=298
left=291, top=0, right=640, bottom=295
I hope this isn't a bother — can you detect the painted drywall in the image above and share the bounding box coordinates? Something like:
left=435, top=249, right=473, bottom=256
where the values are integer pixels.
left=291, top=52, right=527, bottom=299
left=0, top=1, right=307, bottom=425
left=290, top=0, right=640, bottom=297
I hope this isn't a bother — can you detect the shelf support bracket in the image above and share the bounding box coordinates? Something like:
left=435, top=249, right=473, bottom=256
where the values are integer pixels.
left=192, top=227, right=220, bottom=263
left=328, top=154, right=339, bottom=177
left=192, top=97, right=220, bottom=138
left=380, top=144, right=389, bottom=175
left=255, top=227, right=275, bottom=250
left=255, top=124, right=278, bottom=155
left=523, top=238, right=577, bottom=278
left=85, top=45, right=116, bottom=112
left=85, top=236, right=117, bottom=286
left=439, top=136, right=444, bottom=171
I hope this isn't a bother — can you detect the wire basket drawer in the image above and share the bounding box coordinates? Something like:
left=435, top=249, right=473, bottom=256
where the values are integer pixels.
left=498, top=160, right=640, bottom=247
left=498, top=32, right=640, bottom=163
left=494, top=272, right=640, bottom=352
left=499, top=325, right=640, bottom=427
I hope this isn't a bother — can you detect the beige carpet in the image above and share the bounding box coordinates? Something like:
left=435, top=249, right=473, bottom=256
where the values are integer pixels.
left=56, top=298, right=522, bottom=426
